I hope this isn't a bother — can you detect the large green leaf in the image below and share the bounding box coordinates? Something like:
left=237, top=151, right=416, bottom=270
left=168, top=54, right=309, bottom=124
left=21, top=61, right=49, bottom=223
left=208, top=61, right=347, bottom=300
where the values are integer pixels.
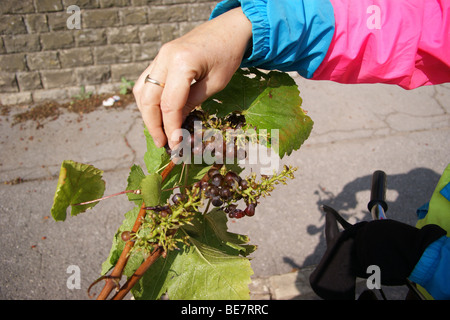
left=202, top=68, right=313, bottom=158
left=182, top=208, right=256, bottom=257
left=50, top=160, right=105, bottom=221
left=131, top=210, right=255, bottom=300
left=166, top=237, right=253, bottom=300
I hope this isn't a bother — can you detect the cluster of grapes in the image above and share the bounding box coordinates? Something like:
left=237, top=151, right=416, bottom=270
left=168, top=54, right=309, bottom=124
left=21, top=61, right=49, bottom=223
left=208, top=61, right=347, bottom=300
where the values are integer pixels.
left=186, top=167, right=257, bottom=219
left=143, top=204, right=172, bottom=217
left=182, top=109, right=246, bottom=132
left=129, top=199, right=197, bottom=253
left=120, top=168, right=259, bottom=252
left=120, top=203, right=173, bottom=244
left=166, top=109, right=248, bottom=164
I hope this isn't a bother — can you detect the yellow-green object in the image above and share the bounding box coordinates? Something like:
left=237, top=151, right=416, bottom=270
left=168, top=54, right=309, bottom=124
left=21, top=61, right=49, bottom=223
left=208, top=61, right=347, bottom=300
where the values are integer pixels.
left=416, top=163, right=450, bottom=235
left=415, top=163, right=450, bottom=299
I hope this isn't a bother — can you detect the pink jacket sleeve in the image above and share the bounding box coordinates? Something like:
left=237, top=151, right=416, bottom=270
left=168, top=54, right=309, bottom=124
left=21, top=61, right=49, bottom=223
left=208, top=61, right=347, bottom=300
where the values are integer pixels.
left=312, top=0, right=450, bottom=89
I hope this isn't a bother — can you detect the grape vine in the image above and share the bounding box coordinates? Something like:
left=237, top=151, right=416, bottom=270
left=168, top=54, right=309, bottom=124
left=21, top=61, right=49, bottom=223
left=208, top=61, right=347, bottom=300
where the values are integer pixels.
left=50, top=68, right=313, bottom=300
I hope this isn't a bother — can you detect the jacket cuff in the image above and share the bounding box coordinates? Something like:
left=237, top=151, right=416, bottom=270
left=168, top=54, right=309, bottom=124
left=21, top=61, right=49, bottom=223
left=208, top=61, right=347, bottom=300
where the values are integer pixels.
left=211, top=0, right=335, bottom=78
left=210, top=0, right=270, bottom=68
left=409, top=236, right=446, bottom=287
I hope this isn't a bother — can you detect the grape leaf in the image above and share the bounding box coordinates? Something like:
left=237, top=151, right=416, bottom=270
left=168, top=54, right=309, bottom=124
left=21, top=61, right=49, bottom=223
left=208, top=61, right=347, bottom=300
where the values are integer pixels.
left=140, top=173, right=162, bottom=207
left=143, top=127, right=170, bottom=174
left=202, top=68, right=313, bottom=158
left=159, top=163, right=214, bottom=204
left=182, top=209, right=256, bottom=257
left=50, top=160, right=105, bottom=221
left=142, top=126, right=183, bottom=203
left=131, top=210, right=254, bottom=300
left=165, top=236, right=253, bottom=300
left=203, top=209, right=256, bottom=257
left=126, top=164, right=145, bottom=205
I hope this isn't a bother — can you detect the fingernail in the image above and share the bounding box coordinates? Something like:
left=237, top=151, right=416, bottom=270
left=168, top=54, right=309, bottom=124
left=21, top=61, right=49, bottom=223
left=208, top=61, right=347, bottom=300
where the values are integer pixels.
left=169, top=138, right=181, bottom=150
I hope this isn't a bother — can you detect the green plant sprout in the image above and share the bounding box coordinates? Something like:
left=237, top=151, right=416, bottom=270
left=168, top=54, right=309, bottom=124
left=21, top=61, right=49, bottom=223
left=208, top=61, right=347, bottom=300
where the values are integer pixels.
left=119, top=77, right=135, bottom=95
left=71, top=85, right=93, bottom=102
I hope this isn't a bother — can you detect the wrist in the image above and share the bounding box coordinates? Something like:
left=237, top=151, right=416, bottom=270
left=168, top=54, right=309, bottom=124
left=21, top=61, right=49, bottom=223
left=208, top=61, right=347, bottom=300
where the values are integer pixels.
left=211, top=7, right=253, bottom=61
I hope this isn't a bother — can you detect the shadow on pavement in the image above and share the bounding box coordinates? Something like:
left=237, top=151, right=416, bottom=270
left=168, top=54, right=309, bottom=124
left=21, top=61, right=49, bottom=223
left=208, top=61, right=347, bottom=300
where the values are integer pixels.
left=283, top=167, right=441, bottom=300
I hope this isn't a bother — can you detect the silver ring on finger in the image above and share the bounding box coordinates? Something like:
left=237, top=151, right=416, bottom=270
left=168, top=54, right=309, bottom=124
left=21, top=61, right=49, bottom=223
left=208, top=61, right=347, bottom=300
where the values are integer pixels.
left=145, top=75, right=165, bottom=88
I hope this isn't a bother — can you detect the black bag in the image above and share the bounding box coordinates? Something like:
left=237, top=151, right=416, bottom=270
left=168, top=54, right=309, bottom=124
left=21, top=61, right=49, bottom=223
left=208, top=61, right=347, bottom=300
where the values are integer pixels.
left=309, top=206, right=446, bottom=300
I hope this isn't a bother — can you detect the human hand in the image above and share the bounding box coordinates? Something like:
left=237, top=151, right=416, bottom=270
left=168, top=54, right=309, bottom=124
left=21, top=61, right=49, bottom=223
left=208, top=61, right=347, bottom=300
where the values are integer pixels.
left=133, top=7, right=252, bottom=150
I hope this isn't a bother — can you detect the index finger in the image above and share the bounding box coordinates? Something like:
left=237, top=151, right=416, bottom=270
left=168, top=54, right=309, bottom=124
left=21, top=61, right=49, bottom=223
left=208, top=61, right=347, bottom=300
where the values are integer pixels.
left=134, top=63, right=168, bottom=148
left=160, top=70, right=196, bottom=150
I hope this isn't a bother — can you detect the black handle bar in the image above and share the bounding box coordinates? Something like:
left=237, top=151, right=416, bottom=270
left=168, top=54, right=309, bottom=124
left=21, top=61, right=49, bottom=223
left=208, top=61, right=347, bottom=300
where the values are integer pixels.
left=368, top=170, right=388, bottom=219
left=368, top=170, right=425, bottom=299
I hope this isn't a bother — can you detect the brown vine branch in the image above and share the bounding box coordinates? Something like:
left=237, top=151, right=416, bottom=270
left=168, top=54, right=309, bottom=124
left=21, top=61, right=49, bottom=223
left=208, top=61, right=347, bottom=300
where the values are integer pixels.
left=111, top=246, right=164, bottom=300
left=94, top=160, right=176, bottom=300
left=95, top=203, right=146, bottom=300
left=112, top=227, right=177, bottom=300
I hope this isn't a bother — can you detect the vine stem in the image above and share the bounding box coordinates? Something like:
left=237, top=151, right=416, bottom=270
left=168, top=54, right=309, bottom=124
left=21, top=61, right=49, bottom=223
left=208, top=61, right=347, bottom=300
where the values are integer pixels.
left=95, top=160, right=175, bottom=300
left=73, top=189, right=139, bottom=206
left=111, top=246, right=164, bottom=300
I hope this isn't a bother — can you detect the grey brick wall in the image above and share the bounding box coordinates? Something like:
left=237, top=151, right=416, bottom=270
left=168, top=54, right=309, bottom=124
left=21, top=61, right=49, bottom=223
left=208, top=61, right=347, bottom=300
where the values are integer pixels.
left=0, top=0, right=220, bottom=105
